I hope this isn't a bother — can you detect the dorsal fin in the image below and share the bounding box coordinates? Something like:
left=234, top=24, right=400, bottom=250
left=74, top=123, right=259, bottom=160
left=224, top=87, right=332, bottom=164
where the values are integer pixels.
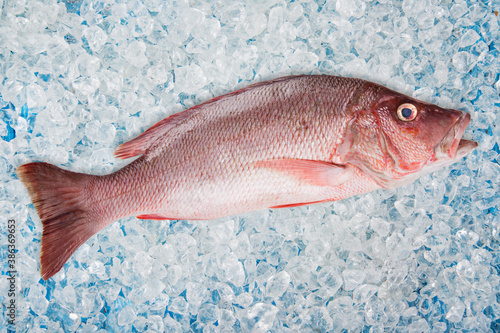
left=114, top=110, right=193, bottom=159
left=114, top=75, right=306, bottom=159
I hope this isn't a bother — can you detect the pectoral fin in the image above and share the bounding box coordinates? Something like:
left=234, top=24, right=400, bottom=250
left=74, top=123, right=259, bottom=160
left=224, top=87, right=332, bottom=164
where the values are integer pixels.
left=255, top=159, right=352, bottom=187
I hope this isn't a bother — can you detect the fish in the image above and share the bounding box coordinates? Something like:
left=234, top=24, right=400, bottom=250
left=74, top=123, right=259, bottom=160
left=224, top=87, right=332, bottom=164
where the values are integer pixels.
left=16, top=75, right=477, bottom=280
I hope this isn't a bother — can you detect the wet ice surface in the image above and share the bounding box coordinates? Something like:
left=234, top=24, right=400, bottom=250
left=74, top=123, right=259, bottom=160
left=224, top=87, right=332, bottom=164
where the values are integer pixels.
left=1, top=0, right=500, bottom=331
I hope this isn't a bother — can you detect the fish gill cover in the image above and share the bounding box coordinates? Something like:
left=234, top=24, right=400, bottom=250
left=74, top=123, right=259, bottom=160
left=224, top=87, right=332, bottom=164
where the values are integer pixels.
left=0, top=0, right=499, bottom=332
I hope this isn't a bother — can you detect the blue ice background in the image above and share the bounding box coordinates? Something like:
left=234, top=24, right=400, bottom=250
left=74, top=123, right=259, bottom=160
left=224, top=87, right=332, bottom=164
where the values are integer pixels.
left=0, top=0, right=499, bottom=332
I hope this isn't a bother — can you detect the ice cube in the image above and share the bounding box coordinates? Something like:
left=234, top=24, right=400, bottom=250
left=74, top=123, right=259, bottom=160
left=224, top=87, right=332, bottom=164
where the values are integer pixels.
left=365, top=296, right=388, bottom=325
left=336, top=0, right=365, bottom=18
left=460, top=29, right=481, bottom=47
left=197, top=303, right=220, bottom=324
left=445, top=300, right=465, bottom=322
left=174, top=64, right=207, bottom=94
left=452, top=51, right=472, bottom=73
left=265, top=271, right=291, bottom=298
left=267, top=6, right=284, bottom=34
left=28, top=284, right=49, bottom=316
left=317, top=266, right=343, bottom=293
left=83, top=25, right=107, bottom=52
left=117, top=306, right=136, bottom=326
left=124, top=40, right=148, bottom=68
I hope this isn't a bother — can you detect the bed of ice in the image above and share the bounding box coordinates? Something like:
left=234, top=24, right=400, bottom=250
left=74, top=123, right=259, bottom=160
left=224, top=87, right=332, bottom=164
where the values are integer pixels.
left=1, top=0, right=499, bottom=331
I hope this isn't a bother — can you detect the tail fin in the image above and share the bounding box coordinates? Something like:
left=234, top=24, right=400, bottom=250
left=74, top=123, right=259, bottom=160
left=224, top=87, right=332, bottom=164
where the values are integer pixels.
left=16, top=162, right=102, bottom=280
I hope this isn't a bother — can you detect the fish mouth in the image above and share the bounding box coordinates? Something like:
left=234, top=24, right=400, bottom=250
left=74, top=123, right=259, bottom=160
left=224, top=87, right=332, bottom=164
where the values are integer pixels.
left=379, top=111, right=477, bottom=189
left=343, top=110, right=477, bottom=190
left=437, top=112, right=478, bottom=160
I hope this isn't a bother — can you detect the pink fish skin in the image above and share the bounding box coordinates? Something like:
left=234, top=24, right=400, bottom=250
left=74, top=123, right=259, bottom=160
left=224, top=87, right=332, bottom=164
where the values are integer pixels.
left=16, top=75, right=477, bottom=279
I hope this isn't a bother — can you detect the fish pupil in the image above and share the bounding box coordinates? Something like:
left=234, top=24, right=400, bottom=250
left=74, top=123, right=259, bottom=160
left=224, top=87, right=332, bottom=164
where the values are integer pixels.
left=402, top=108, right=413, bottom=118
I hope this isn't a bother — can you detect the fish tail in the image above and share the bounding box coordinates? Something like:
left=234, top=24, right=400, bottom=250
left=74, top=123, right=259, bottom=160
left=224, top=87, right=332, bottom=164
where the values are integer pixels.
left=16, top=162, right=103, bottom=280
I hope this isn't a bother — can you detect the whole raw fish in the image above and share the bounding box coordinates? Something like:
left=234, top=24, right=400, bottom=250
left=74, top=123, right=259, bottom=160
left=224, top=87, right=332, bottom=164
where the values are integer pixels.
left=16, top=75, right=477, bottom=279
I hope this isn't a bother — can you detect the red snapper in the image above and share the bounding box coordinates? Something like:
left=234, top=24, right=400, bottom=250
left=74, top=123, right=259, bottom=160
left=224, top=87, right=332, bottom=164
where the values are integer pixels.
left=16, top=75, right=477, bottom=279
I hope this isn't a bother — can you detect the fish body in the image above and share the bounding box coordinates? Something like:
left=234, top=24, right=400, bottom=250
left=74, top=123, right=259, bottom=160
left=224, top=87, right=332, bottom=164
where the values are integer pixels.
left=16, top=75, right=477, bottom=279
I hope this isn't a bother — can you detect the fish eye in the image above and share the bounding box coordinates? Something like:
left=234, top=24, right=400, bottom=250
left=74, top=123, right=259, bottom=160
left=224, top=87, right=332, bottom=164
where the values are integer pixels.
left=397, top=103, right=418, bottom=121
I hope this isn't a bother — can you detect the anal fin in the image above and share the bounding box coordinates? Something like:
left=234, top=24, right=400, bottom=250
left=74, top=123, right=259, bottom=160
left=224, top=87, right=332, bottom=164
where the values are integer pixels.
left=270, top=200, right=328, bottom=209
left=136, top=214, right=171, bottom=220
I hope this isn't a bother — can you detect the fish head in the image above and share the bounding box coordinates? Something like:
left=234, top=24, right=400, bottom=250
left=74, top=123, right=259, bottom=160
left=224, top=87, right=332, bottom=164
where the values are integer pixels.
left=341, top=85, right=478, bottom=189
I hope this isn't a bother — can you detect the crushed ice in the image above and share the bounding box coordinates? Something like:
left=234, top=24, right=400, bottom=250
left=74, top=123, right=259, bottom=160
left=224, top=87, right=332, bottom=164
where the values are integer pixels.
left=1, top=0, right=500, bottom=331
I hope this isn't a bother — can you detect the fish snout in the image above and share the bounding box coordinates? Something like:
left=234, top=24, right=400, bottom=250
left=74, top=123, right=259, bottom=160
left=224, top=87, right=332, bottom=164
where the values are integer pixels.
left=437, top=111, right=477, bottom=159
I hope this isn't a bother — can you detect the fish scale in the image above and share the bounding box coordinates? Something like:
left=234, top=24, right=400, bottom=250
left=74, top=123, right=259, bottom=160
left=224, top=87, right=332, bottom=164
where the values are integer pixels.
left=142, top=77, right=356, bottom=214
left=16, top=75, right=476, bottom=279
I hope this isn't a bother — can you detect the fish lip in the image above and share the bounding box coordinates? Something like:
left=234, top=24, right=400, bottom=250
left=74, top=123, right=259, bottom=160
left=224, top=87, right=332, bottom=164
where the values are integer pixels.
left=437, top=112, right=477, bottom=159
